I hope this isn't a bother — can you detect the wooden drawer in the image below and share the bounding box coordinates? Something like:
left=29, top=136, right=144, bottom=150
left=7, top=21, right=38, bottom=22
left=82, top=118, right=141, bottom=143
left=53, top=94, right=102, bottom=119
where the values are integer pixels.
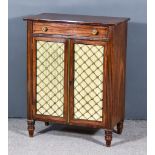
left=33, top=22, right=109, bottom=38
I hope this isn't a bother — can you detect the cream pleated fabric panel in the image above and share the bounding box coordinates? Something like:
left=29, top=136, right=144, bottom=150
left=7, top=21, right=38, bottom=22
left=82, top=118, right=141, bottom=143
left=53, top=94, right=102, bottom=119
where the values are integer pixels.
left=36, top=41, right=64, bottom=117
left=74, top=44, right=104, bottom=121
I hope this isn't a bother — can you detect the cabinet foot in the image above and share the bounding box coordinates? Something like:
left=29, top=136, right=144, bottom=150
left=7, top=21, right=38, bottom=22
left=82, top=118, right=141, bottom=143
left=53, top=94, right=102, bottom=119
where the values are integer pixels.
left=117, top=120, right=124, bottom=134
left=45, top=122, right=49, bottom=126
left=105, top=130, right=112, bottom=147
left=27, top=120, right=35, bottom=137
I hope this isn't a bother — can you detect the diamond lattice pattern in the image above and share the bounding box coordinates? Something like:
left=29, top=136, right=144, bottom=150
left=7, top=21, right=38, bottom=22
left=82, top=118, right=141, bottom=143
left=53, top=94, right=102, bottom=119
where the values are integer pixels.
left=74, top=44, right=104, bottom=121
left=36, top=41, right=64, bottom=117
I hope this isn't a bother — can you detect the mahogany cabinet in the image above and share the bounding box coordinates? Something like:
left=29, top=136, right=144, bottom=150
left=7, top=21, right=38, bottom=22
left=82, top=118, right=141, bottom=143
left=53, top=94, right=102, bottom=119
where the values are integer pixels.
left=24, top=13, right=129, bottom=147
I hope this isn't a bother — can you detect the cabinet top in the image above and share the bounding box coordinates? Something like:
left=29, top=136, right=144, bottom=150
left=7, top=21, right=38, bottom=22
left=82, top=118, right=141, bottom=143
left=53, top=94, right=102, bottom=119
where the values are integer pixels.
left=23, top=13, right=130, bottom=26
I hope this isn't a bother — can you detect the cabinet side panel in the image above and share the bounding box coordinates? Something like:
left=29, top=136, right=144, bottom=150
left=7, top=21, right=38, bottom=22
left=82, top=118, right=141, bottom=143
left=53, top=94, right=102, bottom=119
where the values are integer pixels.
left=111, top=22, right=128, bottom=127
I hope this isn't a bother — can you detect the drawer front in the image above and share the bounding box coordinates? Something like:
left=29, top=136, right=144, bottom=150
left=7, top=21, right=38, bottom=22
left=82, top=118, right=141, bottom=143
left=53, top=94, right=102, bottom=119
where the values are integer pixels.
left=33, top=22, right=109, bottom=39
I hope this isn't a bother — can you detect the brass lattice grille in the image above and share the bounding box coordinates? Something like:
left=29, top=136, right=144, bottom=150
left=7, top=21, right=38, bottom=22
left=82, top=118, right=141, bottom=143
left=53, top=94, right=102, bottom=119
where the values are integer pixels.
left=74, top=44, right=104, bottom=121
left=36, top=41, right=64, bottom=117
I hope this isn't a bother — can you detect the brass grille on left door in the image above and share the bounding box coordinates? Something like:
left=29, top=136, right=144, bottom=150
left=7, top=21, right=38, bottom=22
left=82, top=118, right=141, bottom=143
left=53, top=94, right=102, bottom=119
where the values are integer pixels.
left=36, top=41, right=65, bottom=117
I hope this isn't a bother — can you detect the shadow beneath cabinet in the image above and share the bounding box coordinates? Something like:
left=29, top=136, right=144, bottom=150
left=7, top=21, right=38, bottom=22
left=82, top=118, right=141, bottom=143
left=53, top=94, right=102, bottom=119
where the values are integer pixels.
left=36, top=121, right=146, bottom=146
left=37, top=123, right=104, bottom=146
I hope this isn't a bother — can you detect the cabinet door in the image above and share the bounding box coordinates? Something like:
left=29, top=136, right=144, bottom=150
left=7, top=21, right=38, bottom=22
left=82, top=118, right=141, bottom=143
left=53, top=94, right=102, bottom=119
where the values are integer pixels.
left=32, top=37, right=68, bottom=123
left=69, top=40, right=107, bottom=127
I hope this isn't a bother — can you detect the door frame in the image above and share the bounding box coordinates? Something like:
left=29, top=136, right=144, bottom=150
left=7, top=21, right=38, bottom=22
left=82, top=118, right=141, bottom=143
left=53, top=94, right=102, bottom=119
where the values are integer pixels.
left=69, top=39, right=108, bottom=128
left=31, top=36, right=69, bottom=124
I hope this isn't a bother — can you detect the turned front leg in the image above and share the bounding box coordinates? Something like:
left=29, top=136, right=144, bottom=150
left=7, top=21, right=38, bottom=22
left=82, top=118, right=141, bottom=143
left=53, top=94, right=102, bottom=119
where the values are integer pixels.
left=27, top=120, right=35, bottom=137
left=105, top=130, right=112, bottom=147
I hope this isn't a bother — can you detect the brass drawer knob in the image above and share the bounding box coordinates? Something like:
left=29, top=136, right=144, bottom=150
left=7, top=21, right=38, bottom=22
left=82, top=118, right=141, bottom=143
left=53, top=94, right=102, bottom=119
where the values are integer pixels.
left=92, top=29, right=98, bottom=35
left=42, top=27, right=48, bottom=32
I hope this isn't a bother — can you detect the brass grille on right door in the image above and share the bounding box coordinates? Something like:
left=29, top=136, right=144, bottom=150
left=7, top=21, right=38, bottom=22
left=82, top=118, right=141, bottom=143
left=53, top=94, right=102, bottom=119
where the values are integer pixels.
left=74, top=44, right=104, bottom=121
